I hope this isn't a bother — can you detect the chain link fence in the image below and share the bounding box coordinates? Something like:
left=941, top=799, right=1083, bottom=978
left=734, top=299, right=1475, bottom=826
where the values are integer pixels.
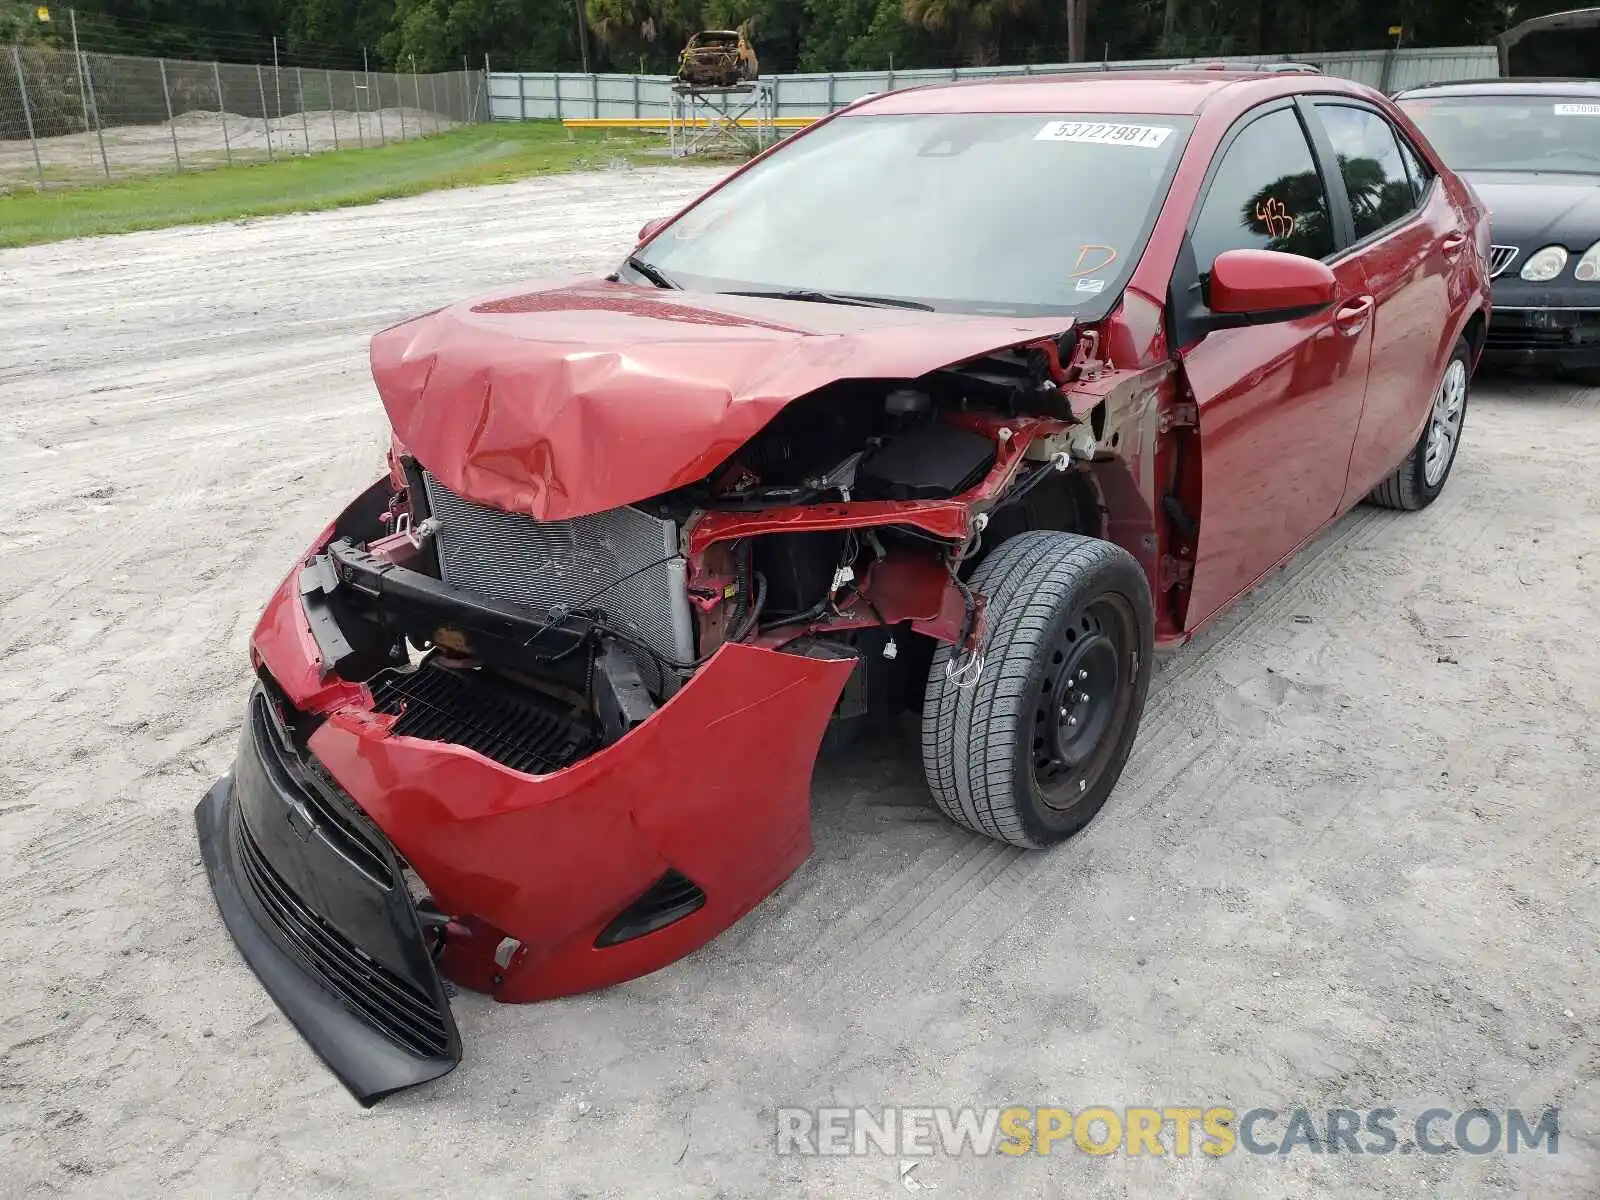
left=1, top=44, right=488, bottom=191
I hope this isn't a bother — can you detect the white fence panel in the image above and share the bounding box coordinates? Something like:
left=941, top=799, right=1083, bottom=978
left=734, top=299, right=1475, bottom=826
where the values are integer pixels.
left=487, top=45, right=1501, bottom=123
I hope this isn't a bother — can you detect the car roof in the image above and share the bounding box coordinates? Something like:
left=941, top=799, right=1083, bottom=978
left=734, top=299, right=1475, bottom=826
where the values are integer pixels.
left=856, top=70, right=1373, bottom=117
left=1395, top=77, right=1600, bottom=99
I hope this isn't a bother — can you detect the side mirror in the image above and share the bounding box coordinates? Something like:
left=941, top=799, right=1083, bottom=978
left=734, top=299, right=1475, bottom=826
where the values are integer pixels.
left=637, top=216, right=669, bottom=244
left=1202, top=248, right=1336, bottom=330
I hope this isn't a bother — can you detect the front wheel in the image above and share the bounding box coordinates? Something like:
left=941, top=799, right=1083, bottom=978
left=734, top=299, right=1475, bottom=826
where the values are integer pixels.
left=921, top=531, right=1154, bottom=849
left=1367, top=337, right=1470, bottom=511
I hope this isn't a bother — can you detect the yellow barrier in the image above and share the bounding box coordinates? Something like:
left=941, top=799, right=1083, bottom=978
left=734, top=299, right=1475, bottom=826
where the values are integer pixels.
left=560, top=117, right=816, bottom=129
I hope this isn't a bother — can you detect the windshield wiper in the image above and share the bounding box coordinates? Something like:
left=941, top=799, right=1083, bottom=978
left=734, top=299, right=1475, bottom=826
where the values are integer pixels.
left=623, top=255, right=680, bottom=290
left=721, top=288, right=935, bottom=311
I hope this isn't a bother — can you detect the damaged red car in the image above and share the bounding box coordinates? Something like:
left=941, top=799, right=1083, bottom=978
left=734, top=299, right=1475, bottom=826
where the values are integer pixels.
left=196, top=69, right=1490, bottom=1104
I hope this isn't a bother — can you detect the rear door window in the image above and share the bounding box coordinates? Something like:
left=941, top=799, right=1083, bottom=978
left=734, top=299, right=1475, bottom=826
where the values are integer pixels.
left=1189, top=106, right=1337, bottom=273
left=1313, top=103, right=1422, bottom=239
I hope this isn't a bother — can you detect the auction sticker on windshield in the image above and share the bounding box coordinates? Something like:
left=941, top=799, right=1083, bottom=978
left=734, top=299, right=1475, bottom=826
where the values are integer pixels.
left=1554, top=103, right=1600, bottom=116
left=1035, top=121, right=1174, bottom=148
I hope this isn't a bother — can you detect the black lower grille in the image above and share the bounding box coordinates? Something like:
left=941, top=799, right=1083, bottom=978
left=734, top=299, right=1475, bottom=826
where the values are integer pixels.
left=1486, top=312, right=1600, bottom=353
left=250, top=692, right=394, bottom=888
left=370, top=660, right=597, bottom=776
left=232, top=809, right=452, bottom=1058
left=1486, top=326, right=1574, bottom=351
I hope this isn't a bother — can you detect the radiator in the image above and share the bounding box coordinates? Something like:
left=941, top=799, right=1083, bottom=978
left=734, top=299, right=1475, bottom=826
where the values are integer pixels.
left=421, top=473, right=694, bottom=683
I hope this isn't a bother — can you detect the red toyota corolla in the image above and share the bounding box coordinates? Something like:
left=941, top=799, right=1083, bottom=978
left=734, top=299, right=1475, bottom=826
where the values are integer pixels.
left=196, top=69, right=1490, bottom=1103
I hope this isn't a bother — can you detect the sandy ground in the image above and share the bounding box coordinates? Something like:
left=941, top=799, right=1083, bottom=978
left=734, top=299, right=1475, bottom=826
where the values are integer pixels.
left=2, top=165, right=1598, bottom=1198
left=0, top=106, right=460, bottom=190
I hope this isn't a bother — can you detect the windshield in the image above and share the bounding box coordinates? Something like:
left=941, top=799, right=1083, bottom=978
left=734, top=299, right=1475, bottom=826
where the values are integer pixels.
left=630, top=112, right=1193, bottom=315
left=1397, top=96, right=1600, bottom=174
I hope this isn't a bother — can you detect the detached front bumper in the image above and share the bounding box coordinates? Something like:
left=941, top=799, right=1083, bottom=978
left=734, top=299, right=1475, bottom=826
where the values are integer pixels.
left=199, top=555, right=855, bottom=1104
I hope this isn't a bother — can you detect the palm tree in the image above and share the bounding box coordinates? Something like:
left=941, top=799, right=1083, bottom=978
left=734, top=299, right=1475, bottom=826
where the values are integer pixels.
left=1241, top=168, right=1334, bottom=256
left=900, top=0, right=1043, bottom=64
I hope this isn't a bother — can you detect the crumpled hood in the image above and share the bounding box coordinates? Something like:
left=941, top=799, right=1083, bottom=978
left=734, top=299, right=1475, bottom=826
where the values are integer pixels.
left=371, top=278, right=1071, bottom=521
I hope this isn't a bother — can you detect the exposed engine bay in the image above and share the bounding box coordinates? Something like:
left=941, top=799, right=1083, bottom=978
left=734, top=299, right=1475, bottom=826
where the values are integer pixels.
left=294, top=328, right=1170, bottom=778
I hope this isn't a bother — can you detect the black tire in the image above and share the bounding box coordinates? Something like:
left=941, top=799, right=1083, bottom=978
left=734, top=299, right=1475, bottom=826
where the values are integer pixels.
left=920, top=531, right=1154, bottom=849
left=1367, top=337, right=1471, bottom=512
left=1563, top=366, right=1600, bottom=388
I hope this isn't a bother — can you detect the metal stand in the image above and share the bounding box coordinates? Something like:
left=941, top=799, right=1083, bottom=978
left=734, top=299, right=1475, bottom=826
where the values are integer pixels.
left=668, top=79, right=775, bottom=157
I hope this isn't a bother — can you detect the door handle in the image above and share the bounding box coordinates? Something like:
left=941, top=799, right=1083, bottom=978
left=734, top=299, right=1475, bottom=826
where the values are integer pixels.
left=1440, top=233, right=1467, bottom=260
left=1333, top=295, right=1374, bottom=335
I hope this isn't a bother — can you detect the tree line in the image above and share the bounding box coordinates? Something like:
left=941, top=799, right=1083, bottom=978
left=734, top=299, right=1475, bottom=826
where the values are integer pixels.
left=1, top=0, right=1572, bottom=78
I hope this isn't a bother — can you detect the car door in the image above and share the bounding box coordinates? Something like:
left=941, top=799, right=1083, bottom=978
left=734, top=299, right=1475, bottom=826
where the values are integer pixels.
left=1172, top=101, right=1375, bottom=632
left=1307, top=100, right=1464, bottom=510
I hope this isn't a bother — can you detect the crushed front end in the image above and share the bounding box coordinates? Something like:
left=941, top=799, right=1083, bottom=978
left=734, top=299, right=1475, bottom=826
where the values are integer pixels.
left=196, top=283, right=1172, bottom=1105
left=195, top=460, right=860, bottom=1104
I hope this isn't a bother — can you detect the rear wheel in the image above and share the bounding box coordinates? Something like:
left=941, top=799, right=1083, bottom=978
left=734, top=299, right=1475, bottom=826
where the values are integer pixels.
left=1367, top=337, right=1470, bottom=511
left=921, top=531, right=1154, bottom=849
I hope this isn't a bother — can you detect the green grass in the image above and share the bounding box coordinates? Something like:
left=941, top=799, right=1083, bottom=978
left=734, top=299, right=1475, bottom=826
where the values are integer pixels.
left=0, top=123, right=700, bottom=248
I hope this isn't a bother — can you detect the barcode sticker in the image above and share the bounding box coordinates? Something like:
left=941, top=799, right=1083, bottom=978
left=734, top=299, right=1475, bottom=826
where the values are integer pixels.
left=1035, top=121, right=1174, bottom=148
left=1554, top=103, right=1600, bottom=116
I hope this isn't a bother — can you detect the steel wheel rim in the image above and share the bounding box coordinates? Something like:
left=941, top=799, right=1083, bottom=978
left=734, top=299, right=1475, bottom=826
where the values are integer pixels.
left=1031, top=595, right=1135, bottom=810
left=1424, top=358, right=1467, bottom=487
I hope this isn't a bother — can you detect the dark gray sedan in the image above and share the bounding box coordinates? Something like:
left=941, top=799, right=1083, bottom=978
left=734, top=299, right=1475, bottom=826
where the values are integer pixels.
left=1396, top=78, right=1600, bottom=382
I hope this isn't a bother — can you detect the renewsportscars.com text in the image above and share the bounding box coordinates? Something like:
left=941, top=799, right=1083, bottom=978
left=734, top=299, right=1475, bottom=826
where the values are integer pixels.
left=775, top=1106, right=1560, bottom=1157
